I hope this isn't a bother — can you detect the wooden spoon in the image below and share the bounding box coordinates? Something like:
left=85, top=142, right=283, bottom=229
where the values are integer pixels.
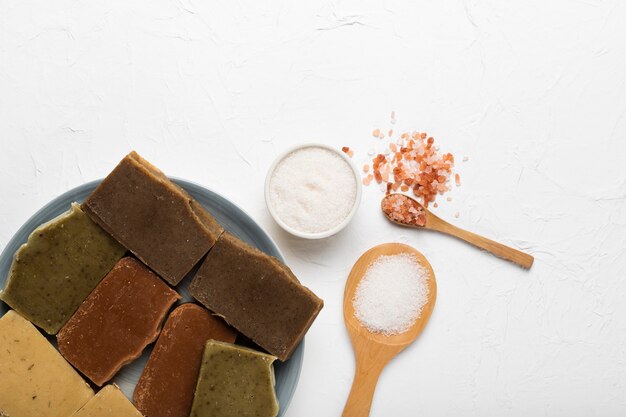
left=342, top=243, right=437, bottom=417
left=381, top=193, right=534, bottom=269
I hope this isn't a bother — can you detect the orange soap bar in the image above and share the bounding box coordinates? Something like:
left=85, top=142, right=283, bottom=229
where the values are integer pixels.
left=190, top=233, right=323, bottom=361
left=82, top=151, right=223, bottom=285
left=57, top=257, right=180, bottom=386
left=133, top=303, right=237, bottom=417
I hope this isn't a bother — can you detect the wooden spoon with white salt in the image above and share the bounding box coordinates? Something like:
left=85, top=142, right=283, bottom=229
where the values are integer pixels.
left=342, top=243, right=437, bottom=417
left=381, top=193, right=534, bottom=269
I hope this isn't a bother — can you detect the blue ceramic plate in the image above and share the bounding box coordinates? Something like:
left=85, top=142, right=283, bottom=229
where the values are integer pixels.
left=0, top=178, right=303, bottom=416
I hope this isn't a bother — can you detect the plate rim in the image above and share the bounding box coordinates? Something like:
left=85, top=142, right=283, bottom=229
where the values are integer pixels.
left=0, top=177, right=303, bottom=416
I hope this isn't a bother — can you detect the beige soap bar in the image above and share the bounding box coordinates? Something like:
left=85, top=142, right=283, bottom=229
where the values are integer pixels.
left=0, top=310, right=94, bottom=417
left=71, top=385, right=142, bottom=417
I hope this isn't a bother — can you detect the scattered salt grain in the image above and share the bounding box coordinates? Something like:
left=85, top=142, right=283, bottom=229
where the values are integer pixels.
left=353, top=254, right=429, bottom=335
left=363, top=114, right=457, bottom=208
left=269, top=146, right=357, bottom=234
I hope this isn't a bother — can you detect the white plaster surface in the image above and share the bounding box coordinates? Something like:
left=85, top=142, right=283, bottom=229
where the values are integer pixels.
left=1, top=1, right=626, bottom=416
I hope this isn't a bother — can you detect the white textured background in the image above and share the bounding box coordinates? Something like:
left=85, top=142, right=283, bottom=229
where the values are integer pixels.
left=1, top=1, right=626, bottom=416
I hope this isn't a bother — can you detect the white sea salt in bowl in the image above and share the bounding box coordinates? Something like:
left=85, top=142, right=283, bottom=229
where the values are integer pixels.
left=265, top=143, right=362, bottom=239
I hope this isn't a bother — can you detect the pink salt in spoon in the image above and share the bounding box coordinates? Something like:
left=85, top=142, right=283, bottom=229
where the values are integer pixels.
left=381, top=194, right=534, bottom=269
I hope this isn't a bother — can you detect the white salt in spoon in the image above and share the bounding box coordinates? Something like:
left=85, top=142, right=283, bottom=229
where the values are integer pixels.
left=342, top=243, right=437, bottom=417
left=381, top=193, right=534, bottom=269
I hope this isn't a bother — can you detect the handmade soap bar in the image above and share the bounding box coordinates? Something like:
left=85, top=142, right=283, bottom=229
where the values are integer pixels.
left=57, top=257, right=181, bottom=386
left=0, top=310, right=94, bottom=417
left=71, top=385, right=142, bottom=417
left=190, top=232, right=323, bottom=361
left=82, top=151, right=223, bottom=285
left=190, top=340, right=279, bottom=417
left=133, top=303, right=237, bottom=417
left=0, top=203, right=126, bottom=334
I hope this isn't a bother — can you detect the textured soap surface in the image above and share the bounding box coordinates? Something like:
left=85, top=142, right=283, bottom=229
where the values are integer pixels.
left=190, top=340, right=279, bottom=417
left=82, top=151, right=223, bottom=285
left=71, top=385, right=142, bottom=417
left=190, top=232, right=324, bottom=361
left=57, top=257, right=181, bottom=386
left=133, top=303, right=237, bottom=417
left=0, top=310, right=94, bottom=417
left=0, top=203, right=126, bottom=334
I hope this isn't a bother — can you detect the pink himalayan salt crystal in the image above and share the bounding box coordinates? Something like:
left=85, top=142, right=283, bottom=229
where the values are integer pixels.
left=381, top=194, right=426, bottom=227
left=363, top=121, right=457, bottom=208
left=341, top=147, right=354, bottom=158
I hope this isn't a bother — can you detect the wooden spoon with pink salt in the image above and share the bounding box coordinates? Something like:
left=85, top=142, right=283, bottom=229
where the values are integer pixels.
left=381, top=194, right=534, bottom=269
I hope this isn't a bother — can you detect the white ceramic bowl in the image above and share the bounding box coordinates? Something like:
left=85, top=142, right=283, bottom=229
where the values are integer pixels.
left=264, top=143, right=362, bottom=239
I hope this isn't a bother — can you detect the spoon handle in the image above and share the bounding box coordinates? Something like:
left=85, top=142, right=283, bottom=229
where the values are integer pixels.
left=342, top=358, right=386, bottom=417
left=427, top=216, right=534, bottom=269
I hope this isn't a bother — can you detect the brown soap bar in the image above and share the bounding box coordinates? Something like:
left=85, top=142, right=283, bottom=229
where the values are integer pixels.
left=82, top=151, right=223, bottom=285
left=133, top=304, right=237, bottom=417
left=190, top=233, right=323, bottom=361
left=57, top=257, right=181, bottom=386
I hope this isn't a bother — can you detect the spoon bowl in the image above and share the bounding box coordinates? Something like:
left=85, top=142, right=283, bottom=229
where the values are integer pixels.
left=342, top=243, right=437, bottom=417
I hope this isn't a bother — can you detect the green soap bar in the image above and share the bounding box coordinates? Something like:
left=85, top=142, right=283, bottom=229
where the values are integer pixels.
left=0, top=203, right=126, bottom=334
left=190, top=340, right=279, bottom=417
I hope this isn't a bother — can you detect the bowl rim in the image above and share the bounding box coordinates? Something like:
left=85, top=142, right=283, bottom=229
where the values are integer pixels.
left=264, top=143, right=362, bottom=239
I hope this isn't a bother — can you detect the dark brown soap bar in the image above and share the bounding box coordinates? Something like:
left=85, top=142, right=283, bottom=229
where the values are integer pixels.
left=82, top=151, right=223, bottom=285
left=133, top=303, right=237, bottom=417
left=57, top=257, right=180, bottom=386
left=190, top=233, right=324, bottom=361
